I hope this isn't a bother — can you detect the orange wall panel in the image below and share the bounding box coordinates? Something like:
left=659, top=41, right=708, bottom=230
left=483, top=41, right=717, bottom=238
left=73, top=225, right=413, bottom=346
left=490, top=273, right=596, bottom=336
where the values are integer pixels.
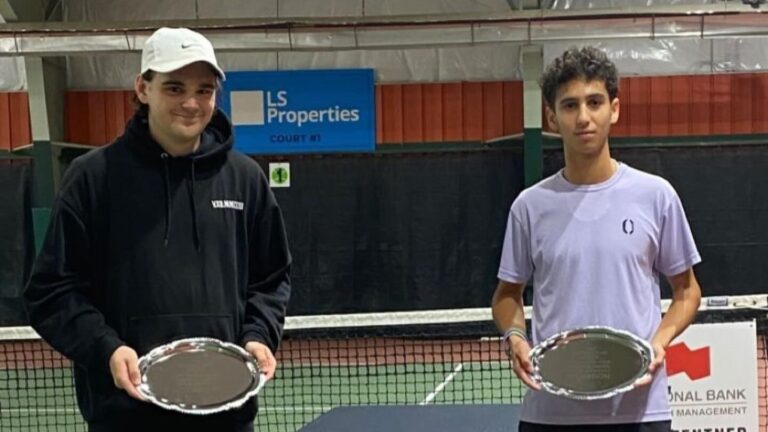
left=9, top=93, right=31, bottom=149
left=0, top=93, right=33, bottom=150
left=628, top=77, right=651, bottom=137
left=711, top=75, right=733, bottom=135
left=753, top=74, right=768, bottom=133
left=380, top=85, right=403, bottom=144
left=668, top=76, right=691, bottom=136
left=422, top=84, right=444, bottom=142
left=402, top=84, right=424, bottom=143
left=442, top=83, right=464, bottom=142
left=66, top=90, right=134, bottom=146
left=690, top=75, right=712, bottom=136
left=0, top=94, right=10, bottom=150
left=502, top=81, right=523, bottom=135
left=104, top=91, right=127, bottom=143
left=462, top=82, right=483, bottom=141
left=649, top=77, right=671, bottom=137
left=87, top=92, right=107, bottom=145
left=732, top=74, right=754, bottom=134
left=66, top=92, right=88, bottom=144
left=0, top=93, right=31, bottom=150
left=482, top=82, right=504, bottom=141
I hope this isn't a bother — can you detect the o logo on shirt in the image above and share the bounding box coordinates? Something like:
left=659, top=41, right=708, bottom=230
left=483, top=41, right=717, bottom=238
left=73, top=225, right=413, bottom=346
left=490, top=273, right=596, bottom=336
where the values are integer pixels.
left=622, top=218, right=635, bottom=235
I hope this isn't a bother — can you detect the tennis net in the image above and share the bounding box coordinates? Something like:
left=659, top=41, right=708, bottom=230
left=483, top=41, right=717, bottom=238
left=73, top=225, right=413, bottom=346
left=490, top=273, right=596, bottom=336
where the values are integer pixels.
left=1, top=295, right=766, bottom=431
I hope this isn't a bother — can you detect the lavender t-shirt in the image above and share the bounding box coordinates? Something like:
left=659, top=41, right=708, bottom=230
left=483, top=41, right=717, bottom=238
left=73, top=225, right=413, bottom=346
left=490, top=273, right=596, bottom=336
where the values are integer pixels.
left=498, top=163, right=701, bottom=425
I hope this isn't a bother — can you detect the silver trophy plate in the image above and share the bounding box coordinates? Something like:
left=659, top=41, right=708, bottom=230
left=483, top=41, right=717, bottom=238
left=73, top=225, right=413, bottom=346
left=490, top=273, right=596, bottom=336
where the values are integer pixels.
left=529, top=326, right=653, bottom=400
left=137, top=337, right=267, bottom=415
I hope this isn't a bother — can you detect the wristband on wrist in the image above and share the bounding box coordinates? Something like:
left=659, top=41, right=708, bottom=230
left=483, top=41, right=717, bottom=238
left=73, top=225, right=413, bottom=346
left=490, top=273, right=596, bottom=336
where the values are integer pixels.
left=501, top=327, right=528, bottom=358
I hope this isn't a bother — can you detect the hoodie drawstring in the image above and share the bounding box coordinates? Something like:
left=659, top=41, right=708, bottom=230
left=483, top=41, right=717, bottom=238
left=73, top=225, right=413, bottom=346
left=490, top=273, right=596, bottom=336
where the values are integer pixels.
left=160, top=153, right=201, bottom=251
left=188, top=160, right=201, bottom=251
left=161, top=153, right=171, bottom=247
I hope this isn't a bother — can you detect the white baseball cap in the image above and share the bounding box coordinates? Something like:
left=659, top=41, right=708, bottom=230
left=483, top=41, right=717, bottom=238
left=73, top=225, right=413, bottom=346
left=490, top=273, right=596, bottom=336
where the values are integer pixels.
left=141, top=27, right=225, bottom=80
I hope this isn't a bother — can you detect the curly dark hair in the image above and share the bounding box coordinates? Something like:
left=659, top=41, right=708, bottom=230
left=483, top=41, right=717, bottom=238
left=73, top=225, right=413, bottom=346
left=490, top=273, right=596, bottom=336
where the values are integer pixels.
left=539, top=46, right=618, bottom=109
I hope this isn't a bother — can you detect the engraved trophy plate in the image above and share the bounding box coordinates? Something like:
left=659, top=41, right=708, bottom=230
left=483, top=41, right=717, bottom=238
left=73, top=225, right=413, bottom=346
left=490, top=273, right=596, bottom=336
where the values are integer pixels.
left=529, top=326, right=653, bottom=400
left=137, top=338, right=267, bottom=415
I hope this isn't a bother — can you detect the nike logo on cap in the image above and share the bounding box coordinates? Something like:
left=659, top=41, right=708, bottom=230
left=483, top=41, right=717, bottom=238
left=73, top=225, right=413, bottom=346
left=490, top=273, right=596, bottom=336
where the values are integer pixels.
left=181, top=42, right=195, bottom=49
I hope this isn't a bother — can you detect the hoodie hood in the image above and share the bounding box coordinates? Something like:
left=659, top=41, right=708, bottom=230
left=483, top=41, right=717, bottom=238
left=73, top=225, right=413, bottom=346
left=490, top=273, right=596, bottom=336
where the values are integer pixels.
left=124, top=107, right=234, bottom=168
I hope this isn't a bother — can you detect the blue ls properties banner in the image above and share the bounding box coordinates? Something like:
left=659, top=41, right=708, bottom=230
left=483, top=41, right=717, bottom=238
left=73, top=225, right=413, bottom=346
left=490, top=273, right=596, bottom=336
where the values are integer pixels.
left=220, top=69, right=375, bottom=155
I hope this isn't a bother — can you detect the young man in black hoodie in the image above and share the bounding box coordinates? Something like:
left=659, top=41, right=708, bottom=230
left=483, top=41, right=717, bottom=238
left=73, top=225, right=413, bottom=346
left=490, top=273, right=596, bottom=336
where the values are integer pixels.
left=24, top=27, right=291, bottom=432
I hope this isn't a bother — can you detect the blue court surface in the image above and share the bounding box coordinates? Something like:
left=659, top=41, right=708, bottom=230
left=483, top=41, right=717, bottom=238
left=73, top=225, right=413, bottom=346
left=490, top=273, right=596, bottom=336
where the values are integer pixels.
left=299, top=405, right=521, bottom=432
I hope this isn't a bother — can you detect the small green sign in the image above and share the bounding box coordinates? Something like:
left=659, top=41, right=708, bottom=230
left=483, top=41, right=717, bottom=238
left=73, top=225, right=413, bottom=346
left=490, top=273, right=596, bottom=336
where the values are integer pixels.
left=269, top=163, right=291, bottom=188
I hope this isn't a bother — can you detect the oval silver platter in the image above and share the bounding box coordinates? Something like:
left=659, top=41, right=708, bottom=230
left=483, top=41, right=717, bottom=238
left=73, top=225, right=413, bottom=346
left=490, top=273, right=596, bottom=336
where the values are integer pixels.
left=137, top=337, right=267, bottom=415
left=528, top=326, right=653, bottom=400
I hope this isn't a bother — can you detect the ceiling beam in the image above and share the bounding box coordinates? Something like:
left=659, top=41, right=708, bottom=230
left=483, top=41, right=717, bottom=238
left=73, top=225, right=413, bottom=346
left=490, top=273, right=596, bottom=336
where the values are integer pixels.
left=0, top=3, right=765, bottom=57
left=0, top=3, right=764, bottom=34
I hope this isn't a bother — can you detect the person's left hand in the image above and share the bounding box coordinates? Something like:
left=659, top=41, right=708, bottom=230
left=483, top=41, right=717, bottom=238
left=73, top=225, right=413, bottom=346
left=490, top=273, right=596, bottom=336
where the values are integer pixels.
left=245, top=341, right=277, bottom=380
left=635, top=340, right=666, bottom=387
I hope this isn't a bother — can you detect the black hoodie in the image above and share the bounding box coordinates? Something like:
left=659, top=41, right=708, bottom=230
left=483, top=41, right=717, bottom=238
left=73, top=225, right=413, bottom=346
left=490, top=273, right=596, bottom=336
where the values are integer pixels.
left=24, top=108, right=291, bottom=428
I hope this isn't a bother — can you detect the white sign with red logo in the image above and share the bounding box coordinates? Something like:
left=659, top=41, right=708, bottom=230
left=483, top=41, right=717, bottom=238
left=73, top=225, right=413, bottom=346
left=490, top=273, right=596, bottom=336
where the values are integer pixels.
left=667, top=321, right=758, bottom=432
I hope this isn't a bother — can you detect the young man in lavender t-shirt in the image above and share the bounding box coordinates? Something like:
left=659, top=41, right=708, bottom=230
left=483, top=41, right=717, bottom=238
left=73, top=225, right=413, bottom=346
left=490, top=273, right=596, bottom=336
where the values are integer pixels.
left=491, top=46, right=702, bottom=432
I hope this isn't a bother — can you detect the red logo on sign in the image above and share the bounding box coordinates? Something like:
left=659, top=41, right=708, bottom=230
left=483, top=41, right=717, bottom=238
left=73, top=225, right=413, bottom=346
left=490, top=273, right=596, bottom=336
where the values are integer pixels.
left=665, top=342, right=711, bottom=381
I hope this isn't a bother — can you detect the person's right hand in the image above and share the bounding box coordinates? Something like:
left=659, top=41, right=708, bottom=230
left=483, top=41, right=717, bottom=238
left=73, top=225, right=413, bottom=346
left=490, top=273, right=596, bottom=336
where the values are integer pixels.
left=109, top=345, right=144, bottom=400
left=507, top=336, right=541, bottom=391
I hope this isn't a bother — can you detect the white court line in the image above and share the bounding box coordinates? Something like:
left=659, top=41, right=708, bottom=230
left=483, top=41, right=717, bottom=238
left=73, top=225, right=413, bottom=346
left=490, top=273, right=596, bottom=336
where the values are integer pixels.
left=420, top=363, right=463, bottom=405
left=262, top=406, right=332, bottom=412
